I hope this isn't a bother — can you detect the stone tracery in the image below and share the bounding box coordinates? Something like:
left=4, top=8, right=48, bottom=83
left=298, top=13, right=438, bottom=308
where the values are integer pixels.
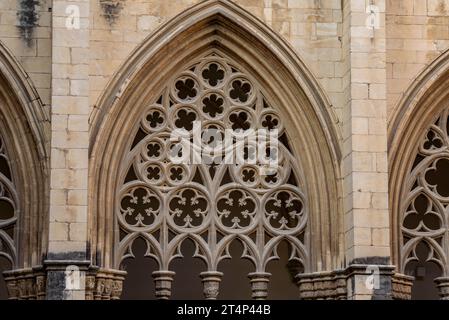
left=401, top=109, right=449, bottom=294
left=116, top=54, right=308, bottom=299
left=0, top=134, right=17, bottom=269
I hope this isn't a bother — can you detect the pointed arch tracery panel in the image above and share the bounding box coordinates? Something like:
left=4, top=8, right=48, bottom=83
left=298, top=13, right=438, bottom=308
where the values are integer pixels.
left=0, top=134, right=18, bottom=267
left=388, top=48, right=449, bottom=300
left=399, top=108, right=449, bottom=298
left=0, top=131, right=20, bottom=300
left=116, top=53, right=308, bottom=299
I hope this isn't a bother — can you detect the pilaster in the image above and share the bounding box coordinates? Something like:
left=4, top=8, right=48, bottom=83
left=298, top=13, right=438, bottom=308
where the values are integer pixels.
left=48, top=0, right=90, bottom=299
left=341, top=0, right=391, bottom=299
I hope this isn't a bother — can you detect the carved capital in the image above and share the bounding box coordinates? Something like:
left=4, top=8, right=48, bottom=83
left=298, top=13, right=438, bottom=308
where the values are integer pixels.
left=297, top=271, right=347, bottom=300
left=85, top=275, right=97, bottom=300
left=3, top=268, right=46, bottom=300
left=111, top=279, right=124, bottom=300
left=392, top=273, right=414, bottom=300
left=200, top=271, right=223, bottom=300
left=5, top=279, right=18, bottom=300
left=87, top=268, right=126, bottom=300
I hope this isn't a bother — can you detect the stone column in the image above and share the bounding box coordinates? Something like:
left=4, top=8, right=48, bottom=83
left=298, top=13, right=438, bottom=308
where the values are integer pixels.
left=153, top=271, right=175, bottom=300
left=200, top=271, right=223, bottom=300
left=341, top=0, right=392, bottom=299
left=48, top=0, right=90, bottom=300
left=248, top=272, right=271, bottom=300
left=435, top=277, right=449, bottom=300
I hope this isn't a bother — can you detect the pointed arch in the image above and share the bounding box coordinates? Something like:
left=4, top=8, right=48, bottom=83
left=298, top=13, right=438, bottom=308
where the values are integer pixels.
left=89, top=0, right=343, bottom=278
left=390, top=48, right=449, bottom=272
left=389, top=49, right=449, bottom=299
left=0, top=40, right=49, bottom=270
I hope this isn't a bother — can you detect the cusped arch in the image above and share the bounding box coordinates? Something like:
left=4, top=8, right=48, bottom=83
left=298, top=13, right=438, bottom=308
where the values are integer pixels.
left=89, top=0, right=343, bottom=274
left=389, top=48, right=449, bottom=273
left=0, top=40, right=49, bottom=270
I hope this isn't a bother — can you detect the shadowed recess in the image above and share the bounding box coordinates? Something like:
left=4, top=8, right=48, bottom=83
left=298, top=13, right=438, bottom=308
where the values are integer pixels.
left=266, top=240, right=302, bottom=300
left=405, top=242, right=442, bottom=300
left=218, top=239, right=253, bottom=300
left=0, top=257, right=11, bottom=300
left=170, top=238, right=205, bottom=300
left=120, top=238, right=158, bottom=300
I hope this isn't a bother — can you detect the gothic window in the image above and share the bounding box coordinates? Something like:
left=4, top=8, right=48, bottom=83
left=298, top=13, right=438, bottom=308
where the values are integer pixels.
left=0, top=134, right=17, bottom=299
left=117, top=53, right=308, bottom=299
left=401, top=109, right=449, bottom=299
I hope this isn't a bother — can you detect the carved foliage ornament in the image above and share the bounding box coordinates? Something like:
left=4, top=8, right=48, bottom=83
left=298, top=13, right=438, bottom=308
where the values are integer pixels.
left=116, top=53, right=308, bottom=298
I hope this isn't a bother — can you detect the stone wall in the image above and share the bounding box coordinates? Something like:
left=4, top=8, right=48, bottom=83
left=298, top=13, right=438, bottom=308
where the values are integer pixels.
left=88, top=0, right=345, bottom=119
left=2, top=1, right=449, bottom=126
left=386, top=0, right=449, bottom=118
left=3, top=0, right=446, bottom=129
left=0, top=0, right=52, bottom=108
